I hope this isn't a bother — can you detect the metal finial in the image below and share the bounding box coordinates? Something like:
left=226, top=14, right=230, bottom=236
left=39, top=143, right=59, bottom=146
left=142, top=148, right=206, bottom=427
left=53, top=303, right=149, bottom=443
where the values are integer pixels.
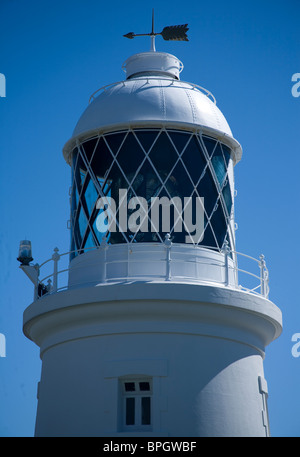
left=151, top=8, right=155, bottom=51
left=123, top=10, right=189, bottom=51
left=151, top=8, right=154, bottom=35
left=164, top=233, right=172, bottom=247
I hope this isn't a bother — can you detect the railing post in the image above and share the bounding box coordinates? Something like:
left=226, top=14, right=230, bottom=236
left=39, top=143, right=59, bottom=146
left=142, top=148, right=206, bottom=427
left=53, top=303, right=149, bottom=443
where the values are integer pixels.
left=47, top=278, right=53, bottom=294
left=264, top=268, right=269, bottom=298
left=259, top=254, right=267, bottom=297
left=164, top=233, right=172, bottom=281
left=52, top=247, right=60, bottom=292
left=222, top=240, right=230, bottom=286
left=33, top=264, right=40, bottom=301
left=34, top=285, right=38, bottom=301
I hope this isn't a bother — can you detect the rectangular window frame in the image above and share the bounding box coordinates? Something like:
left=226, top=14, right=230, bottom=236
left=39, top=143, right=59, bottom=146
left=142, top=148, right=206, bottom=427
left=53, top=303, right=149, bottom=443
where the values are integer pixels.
left=121, top=378, right=153, bottom=432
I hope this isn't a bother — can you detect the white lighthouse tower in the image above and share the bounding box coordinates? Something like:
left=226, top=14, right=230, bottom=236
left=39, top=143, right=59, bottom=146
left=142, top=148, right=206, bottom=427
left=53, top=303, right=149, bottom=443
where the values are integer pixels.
left=21, top=18, right=282, bottom=437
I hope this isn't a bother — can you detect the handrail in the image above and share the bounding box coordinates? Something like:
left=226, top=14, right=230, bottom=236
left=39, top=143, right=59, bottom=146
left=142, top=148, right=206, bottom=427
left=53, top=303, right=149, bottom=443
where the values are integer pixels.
left=234, top=251, right=261, bottom=264
left=88, top=78, right=217, bottom=105
left=31, top=243, right=270, bottom=301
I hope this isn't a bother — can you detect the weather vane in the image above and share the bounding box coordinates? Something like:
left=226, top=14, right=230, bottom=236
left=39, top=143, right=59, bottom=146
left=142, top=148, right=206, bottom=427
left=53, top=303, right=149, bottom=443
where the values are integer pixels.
left=124, top=9, right=189, bottom=52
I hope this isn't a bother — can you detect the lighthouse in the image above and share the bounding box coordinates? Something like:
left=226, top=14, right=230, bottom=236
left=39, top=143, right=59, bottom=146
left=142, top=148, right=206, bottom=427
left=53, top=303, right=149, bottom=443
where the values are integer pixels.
left=20, top=18, right=282, bottom=437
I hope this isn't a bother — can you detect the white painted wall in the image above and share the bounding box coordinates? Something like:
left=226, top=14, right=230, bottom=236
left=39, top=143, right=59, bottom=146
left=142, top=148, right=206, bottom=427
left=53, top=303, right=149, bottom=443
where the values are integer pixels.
left=23, top=282, right=282, bottom=437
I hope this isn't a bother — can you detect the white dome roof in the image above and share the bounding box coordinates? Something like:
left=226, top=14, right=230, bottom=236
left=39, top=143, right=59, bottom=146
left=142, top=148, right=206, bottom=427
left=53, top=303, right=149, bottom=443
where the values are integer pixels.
left=63, top=52, right=242, bottom=164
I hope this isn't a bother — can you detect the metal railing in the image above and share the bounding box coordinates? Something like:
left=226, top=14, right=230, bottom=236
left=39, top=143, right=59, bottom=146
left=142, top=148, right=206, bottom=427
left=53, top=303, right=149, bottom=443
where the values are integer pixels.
left=88, top=79, right=217, bottom=105
left=233, top=251, right=269, bottom=298
left=28, top=243, right=269, bottom=301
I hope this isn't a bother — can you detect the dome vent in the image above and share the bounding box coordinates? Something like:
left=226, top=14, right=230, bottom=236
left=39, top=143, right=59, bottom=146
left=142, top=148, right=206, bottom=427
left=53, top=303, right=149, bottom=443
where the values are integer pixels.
left=122, top=51, right=183, bottom=80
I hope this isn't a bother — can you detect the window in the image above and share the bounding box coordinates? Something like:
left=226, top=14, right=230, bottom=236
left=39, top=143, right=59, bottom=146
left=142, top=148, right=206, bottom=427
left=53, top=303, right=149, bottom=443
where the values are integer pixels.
left=70, top=129, right=234, bottom=258
left=121, top=379, right=152, bottom=431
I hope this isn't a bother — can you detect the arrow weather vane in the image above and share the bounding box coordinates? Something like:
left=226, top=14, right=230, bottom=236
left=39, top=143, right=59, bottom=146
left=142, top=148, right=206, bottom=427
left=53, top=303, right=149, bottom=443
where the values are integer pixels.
left=124, top=9, right=189, bottom=51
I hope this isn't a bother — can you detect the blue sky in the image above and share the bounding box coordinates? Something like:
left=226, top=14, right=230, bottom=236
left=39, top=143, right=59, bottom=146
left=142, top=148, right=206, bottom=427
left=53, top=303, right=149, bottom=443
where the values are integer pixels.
left=0, top=0, right=299, bottom=436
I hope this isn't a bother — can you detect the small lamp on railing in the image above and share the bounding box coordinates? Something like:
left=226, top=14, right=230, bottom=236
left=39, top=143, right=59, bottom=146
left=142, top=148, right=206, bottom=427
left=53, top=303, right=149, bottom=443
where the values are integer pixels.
left=17, top=240, right=33, bottom=265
